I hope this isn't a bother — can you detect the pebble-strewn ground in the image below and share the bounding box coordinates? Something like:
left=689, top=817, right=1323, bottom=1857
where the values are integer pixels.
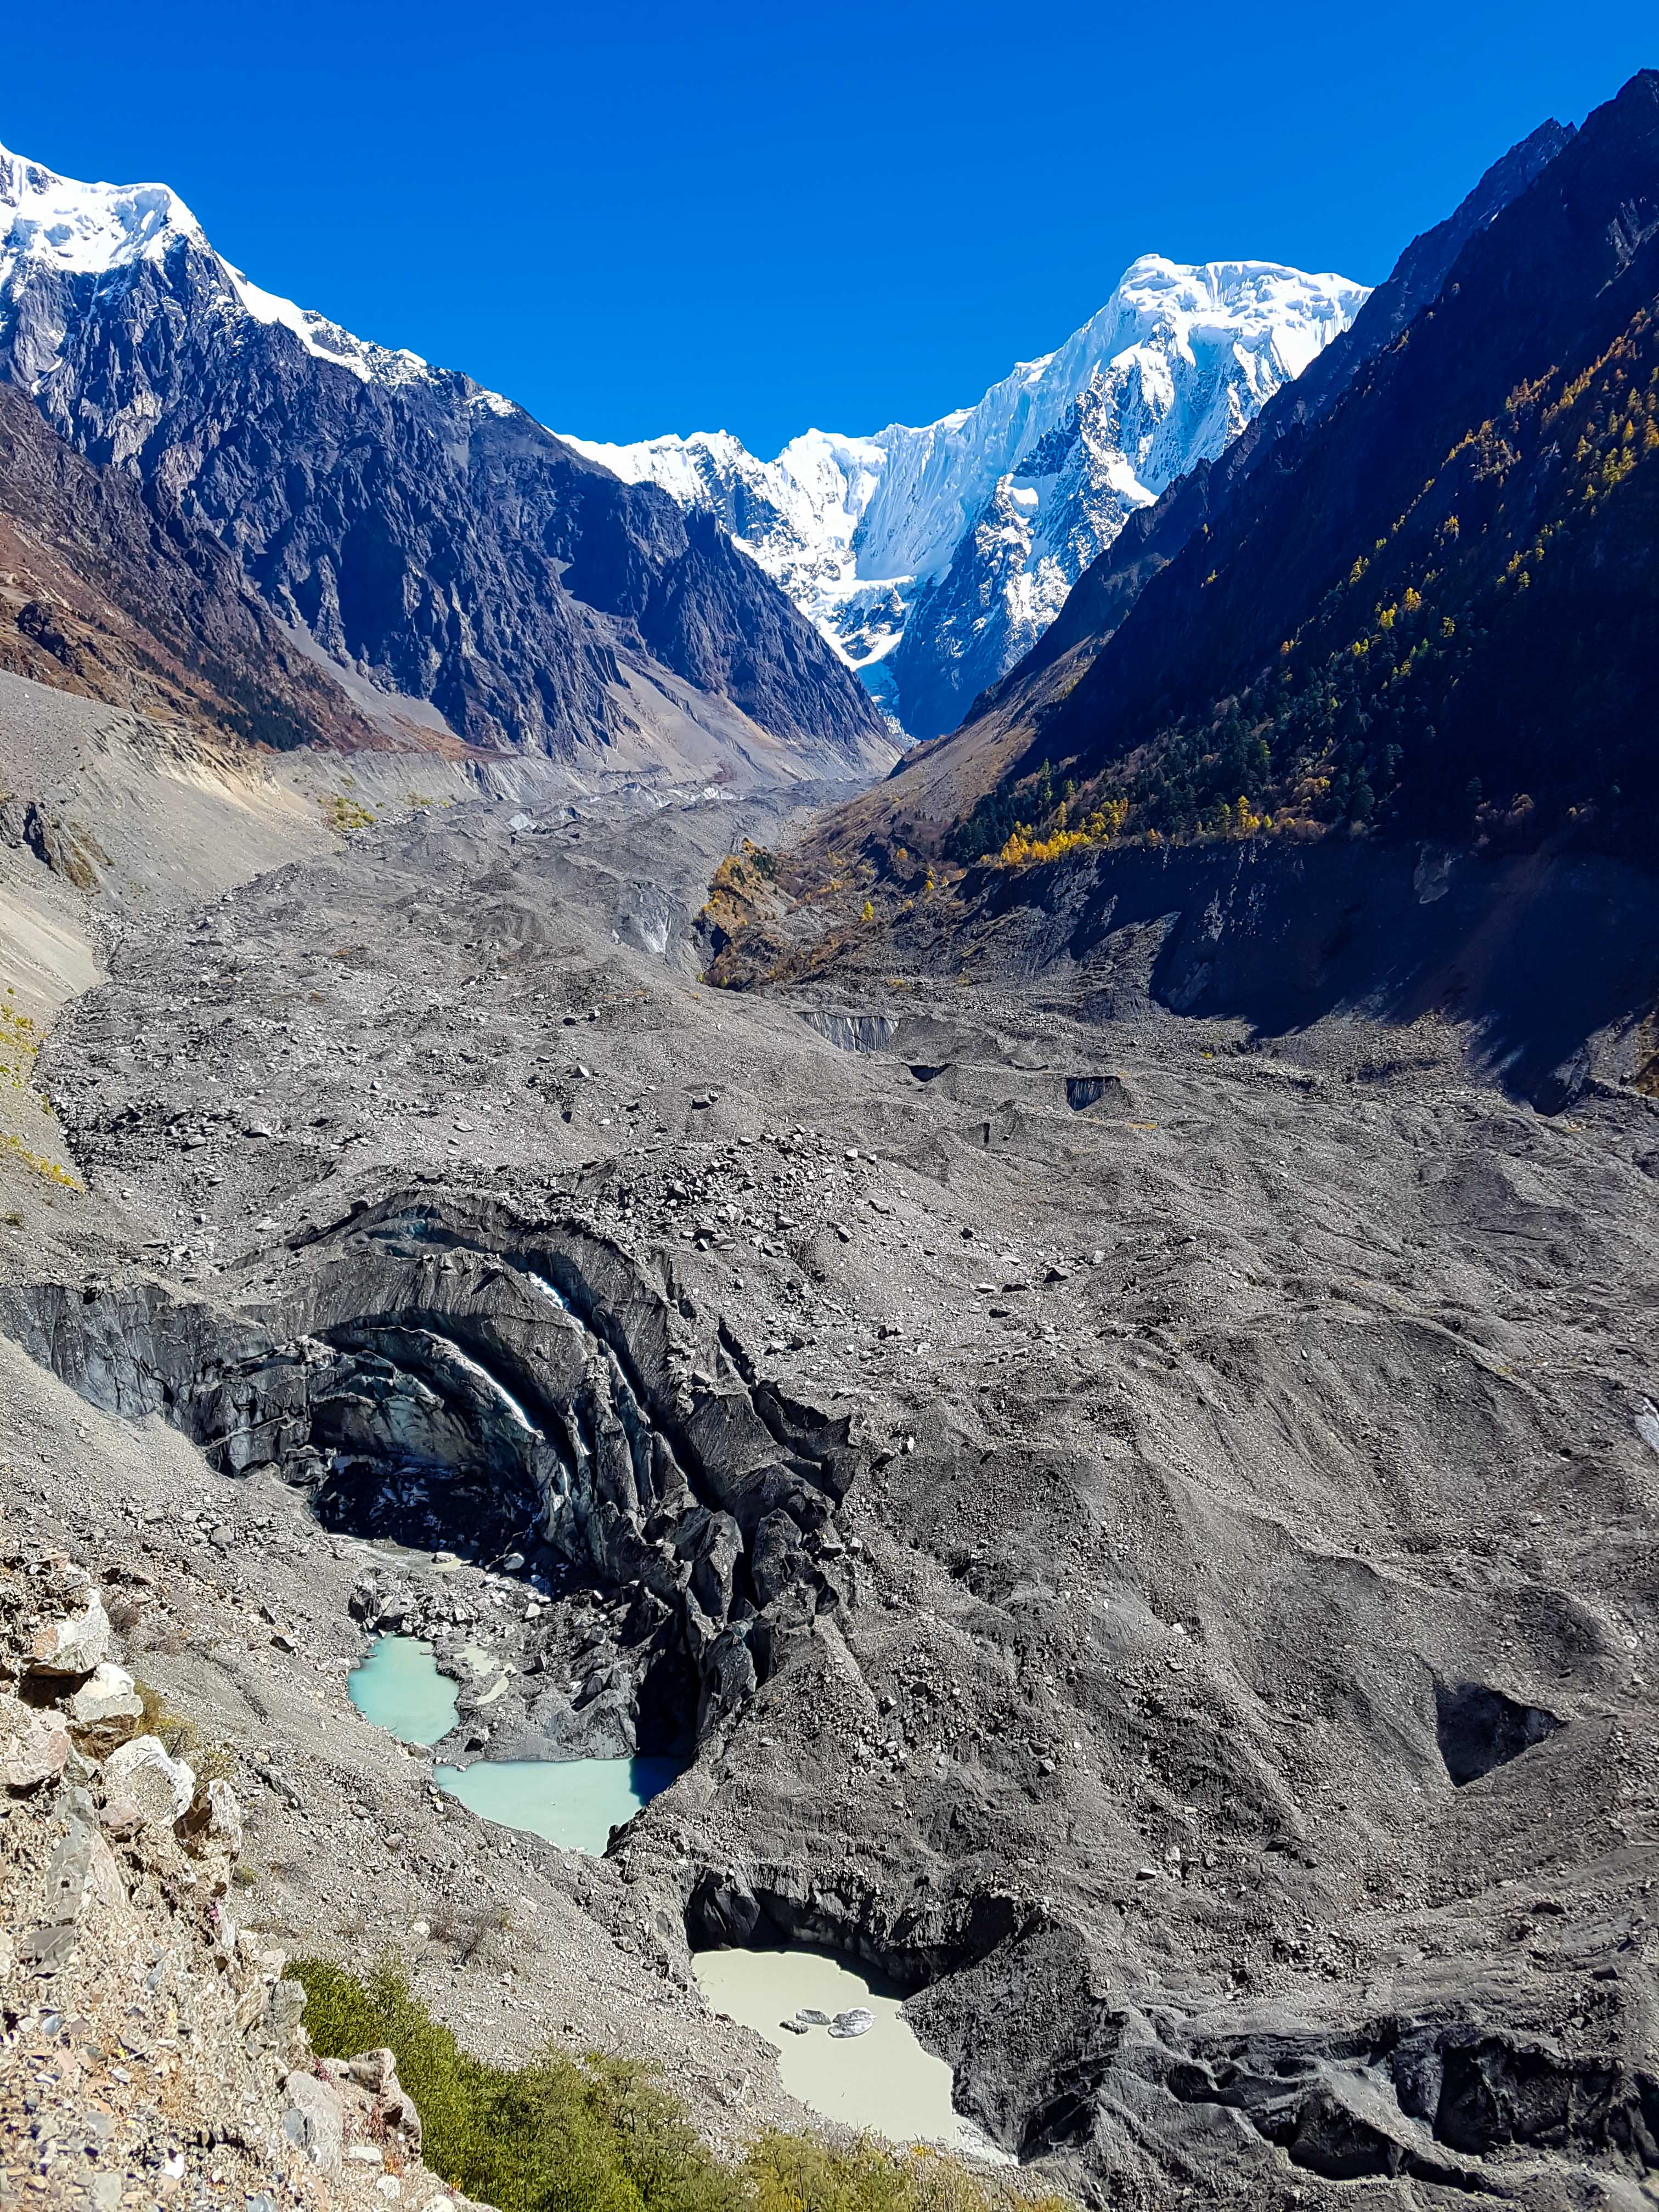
left=2, top=781, right=1656, bottom=2209
left=0, top=1520, right=483, bottom=2212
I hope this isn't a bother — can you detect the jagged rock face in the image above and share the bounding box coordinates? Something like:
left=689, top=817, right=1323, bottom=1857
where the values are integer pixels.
left=0, top=1530, right=454, bottom=2206
left=0, top=380, right=376, bottom=751
left=0, top=154, right=889, bottom=768
left=906, top=1924, right=1659, bottom=2191
left=4, top=1193, right=860, bottom=1743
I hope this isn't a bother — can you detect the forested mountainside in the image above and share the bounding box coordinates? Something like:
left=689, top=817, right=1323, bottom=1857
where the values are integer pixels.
left=949, top=74, right=1658, bottom=862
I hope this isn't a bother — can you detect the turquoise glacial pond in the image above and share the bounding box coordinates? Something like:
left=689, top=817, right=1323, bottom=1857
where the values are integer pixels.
left=348, top=1632, right=679, bottom=1854
left=347, top=1633, right=459, bottom=1745
left=435, top=1754, right=681, bottom=1855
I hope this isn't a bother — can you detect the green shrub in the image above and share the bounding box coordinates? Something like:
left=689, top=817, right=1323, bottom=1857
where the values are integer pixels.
left=287, top=1959, right=1069, bottom=2212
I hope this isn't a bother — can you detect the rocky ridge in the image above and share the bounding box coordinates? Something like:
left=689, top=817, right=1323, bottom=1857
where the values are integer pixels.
left=0, top=1525, right=476, bottom=2212
left=748, top=110, right=1579, bottom=888
left=1006, top=70, right=1659, bottom=849
left=0, top=382, right=379, bottom=758
left=0, top=142, right=891, bottom=778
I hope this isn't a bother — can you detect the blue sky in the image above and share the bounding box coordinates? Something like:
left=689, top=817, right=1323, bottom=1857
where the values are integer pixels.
left=5, top=2, right=1654, bottom=455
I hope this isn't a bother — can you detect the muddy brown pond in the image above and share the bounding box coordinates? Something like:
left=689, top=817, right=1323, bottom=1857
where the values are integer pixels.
left=691, top=1945, right=1006, bottom=2159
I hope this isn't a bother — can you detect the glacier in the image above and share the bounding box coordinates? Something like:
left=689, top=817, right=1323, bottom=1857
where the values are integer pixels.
left=566, top=256, right=1368, bottom=740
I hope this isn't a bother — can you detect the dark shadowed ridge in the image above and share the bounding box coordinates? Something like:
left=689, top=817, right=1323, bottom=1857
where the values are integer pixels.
left=1024, top=68, right=1658, bottom=836
left=0, top=379, right=377, bottom=752
left=0, top=211, right=890, bottom=771
left=973, top=114, right=1576, bottom=711
left=811, top=104, right=1582, bottom=869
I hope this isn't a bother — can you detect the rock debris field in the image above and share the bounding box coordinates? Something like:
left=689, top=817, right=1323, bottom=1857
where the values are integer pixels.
left=1, top=782, right=1657, bottom=2211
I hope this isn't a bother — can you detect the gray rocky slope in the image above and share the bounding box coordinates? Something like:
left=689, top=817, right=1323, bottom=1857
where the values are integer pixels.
left=1, top=749, right=1656, bottom=2210
left=0, top=1519, right=480, bottom=2212
left=0, top=145, right=891, bottom=776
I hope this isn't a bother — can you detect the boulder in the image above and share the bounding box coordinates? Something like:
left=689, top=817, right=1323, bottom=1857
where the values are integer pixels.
left=750, top=1510, right=805, bottom=1608
left=519, top=1683, right=635, bottom=1761
left=696, top=1628, right=758, bottom=1736
left=18, top=1808, right=96, bottom=1972
left=101, top=1735, right=195, bottom=1826
left=85, top=1830, right=128, bottom=1915
left=100, top=1796, right=145, bottom=1841
left=28, top=1592, right=112, bottom=1679
left=341, top=2048, right=424, bottom=2154
left=255, top=1974, right=309, bottom=2059
left=283, top=2069, right=345, bottom=2174
left=0, top=1689, right=70, bottom=1791
left=67, top=1663, right=145, bottom=1753
left=676, top=1509, right=743, bottom=1622
left=178, top=1776, right=244, bottom=1859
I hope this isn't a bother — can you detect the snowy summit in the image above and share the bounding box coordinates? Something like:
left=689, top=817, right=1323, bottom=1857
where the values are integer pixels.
left=0, top=136, right=1365, bottom=746
left=0, top=140, right=431, bottom=391
left=568, top=256, right=1368, bottom=738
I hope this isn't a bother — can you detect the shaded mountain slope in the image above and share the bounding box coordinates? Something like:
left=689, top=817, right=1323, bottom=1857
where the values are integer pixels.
left=999, top=116, right=1575, bottom=709
left=991, top=70, right=1659, bottom=849
left=0, top=145, right=889, bottom=774
left=0, top=379, right=376, bottom=753
left=700, top=79, right=1659, bottom=1114
left=782, top=112, right=1577, bottom=867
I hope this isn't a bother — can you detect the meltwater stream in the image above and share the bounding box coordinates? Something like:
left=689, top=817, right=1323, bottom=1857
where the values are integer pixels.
left=348, top=1634, right=679, bottom=1854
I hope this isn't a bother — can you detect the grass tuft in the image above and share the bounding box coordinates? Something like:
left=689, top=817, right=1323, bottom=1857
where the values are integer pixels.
left=134, top=1679, right=233, bottom=1778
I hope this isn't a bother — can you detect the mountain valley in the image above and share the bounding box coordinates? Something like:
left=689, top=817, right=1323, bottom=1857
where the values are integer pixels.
left=1, top=63, right=1658, bottom=2212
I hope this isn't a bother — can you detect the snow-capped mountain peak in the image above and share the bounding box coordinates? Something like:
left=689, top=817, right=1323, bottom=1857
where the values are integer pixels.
left=0, top=137, right=1364, bottom=748
left=571, top=256, right=1368, bottom=738
left=0, top=136, right=889, bottom=771
left=0, top=140, right=429, bottom=388
left=0, top=141, right=206, bottom=278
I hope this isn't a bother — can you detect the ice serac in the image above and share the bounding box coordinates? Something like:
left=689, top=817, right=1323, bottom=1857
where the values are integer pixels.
left=0, top=143, right=891, bottom=775
left=568, top=257, right=1367, bottom=739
